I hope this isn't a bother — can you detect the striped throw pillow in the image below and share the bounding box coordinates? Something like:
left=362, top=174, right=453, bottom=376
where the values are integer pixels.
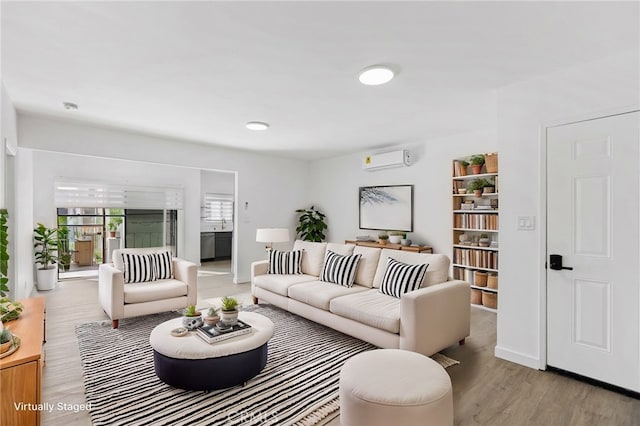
left=268, top=250, right=303, bottom=275
left=379, top=258, right=428, bottom=298
left=153, top=251, right=173, bottom=280
left=320, top=250, right=362, bottom=287
left=122, top=253, right=156, bottom=283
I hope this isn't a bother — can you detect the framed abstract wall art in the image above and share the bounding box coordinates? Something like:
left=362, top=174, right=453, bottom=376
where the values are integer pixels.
left=359, top=185, right=413, bottom=231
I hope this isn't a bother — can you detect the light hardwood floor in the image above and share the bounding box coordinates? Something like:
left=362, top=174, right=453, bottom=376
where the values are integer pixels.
left=33, top=262, right=639, bottom=425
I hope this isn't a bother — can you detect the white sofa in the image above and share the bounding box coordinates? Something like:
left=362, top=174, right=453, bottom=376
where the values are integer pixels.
left=99, top=247, right=197, bottom=328
left=252, top=241, right=470, bottom=356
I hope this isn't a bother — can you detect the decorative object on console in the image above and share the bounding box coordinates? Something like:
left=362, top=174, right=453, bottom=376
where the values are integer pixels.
left=33, top=222, right=59, bottom=291
left=400, top=232, right=411, bottom=246
left=0, top=298, right=24, bottom=322
left=388, top=231, right=403, bottom=244
left=295, top=206, right=327, bottom=242
left=220, top=296, right=240, bottom=326
left=359, top=185, right=413, bottom=232
left=268, top=249, right=302, bottom=275
left=0, top=328, right=13, bottom=354
left=378, top=232, right=388, bottom=245
left=256, top=228, right=290, bottom=250
left=182, top=304, right=203, bottom=330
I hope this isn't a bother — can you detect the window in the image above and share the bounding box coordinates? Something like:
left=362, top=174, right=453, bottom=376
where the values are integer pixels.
left=203, top=193, right=233, bottom=225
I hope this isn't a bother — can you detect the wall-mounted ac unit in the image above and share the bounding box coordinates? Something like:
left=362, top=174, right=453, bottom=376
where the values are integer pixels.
left=363, top=150, right=412, bottom=171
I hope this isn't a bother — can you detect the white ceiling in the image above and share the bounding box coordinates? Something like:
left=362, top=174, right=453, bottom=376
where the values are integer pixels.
left=2, top=1, right=638, bottom=159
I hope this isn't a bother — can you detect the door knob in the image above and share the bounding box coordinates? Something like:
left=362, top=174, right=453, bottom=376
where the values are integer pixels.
left=550, top=254, right=573, bottom=271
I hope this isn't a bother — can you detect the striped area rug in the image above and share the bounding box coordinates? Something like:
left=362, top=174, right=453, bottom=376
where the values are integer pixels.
left=76, top=304, right=456, bottom=426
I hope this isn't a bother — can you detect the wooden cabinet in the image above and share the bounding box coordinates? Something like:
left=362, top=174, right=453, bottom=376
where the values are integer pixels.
left=344, top=240, right=433, bottom=253
left=0, top=297, right=46, bottom=426
left=76, top=239, right=93, bottom=266
left=451, top=154, right=499, bottom=312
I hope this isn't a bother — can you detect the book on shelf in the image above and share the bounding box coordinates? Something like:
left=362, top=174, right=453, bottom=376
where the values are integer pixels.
left=196, top=320, right=252, bottom=344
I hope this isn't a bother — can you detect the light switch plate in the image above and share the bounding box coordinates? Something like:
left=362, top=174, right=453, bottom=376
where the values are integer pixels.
left=518, top=216, right=535, bottom=230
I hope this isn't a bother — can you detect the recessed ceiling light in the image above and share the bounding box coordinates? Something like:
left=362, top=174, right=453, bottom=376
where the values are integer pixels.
left=63, top=102, right=79, bottom=111
left=246, top=121, right=269, bottom=131
left=358, top=65, right=395, bottom=86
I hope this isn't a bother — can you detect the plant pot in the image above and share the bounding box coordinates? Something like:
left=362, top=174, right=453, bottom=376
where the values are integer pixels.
left=109, top=231, right=116, bottom=237
left=471, top=164, right=483, bottom=174
left=388, top=235, right=401, bottom=244
left=458, top=188, right=467, bottom=194
left=483, top=186, right=495, bottom=194
left=182, top=315, right=203, bottom=330
left=220, top=309, right=239, bottom=326
left=378, top=239, right=388, bottom=245
left=479, top=238, right=491, bottom=247
left=204, top=315, right=220, bottom=326
left=473, top=190, right=483, bottom=197
left=400, top=239, right=412, bottom=246
left=0, top=338, right=13, bottom=354
left=36, top=267, right=57, bottom=291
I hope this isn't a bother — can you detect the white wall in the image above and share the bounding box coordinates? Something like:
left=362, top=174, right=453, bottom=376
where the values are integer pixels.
left=495, top=49, right=640, bottom=368
left=201, top=170, right=235, bottom=196
left=16, top=114, right=310, bottom=283
left=1, top=82, right=19, bottom=297
left=309, top=126, right=497, bottom=258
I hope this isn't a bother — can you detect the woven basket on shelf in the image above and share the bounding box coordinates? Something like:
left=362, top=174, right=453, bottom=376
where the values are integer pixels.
left=482, top=291, right=498, bottom=309
left=471, top=288, right=482, bottom=305
left=474, top=271, right=488, bottom=287
left=485, top=153, right=498, bottom=173
left=487, top=274, right=498, bottom=290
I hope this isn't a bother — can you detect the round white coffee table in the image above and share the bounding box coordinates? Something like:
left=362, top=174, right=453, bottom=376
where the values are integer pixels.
left=149, top=311, right=274, bottom=390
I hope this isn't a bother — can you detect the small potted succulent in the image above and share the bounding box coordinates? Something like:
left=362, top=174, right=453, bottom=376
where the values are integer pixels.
left=0, top=327, right=13, bottom=354
left=182, top=304, right=203, bottom=330
left=483, top=179, right=495, bottom=194
left=378, top=232, right=389, bottom=245
left=388, top=231, right=403, bottom=244
left=204, top=307, right=219, bottom=325
left=400, top=232, right=412, bottom=247
left=470, top=154, right=485, bottom=174
left=220, top=296, right=239, bottom=326
left=479, top=234, right=491, bottom=247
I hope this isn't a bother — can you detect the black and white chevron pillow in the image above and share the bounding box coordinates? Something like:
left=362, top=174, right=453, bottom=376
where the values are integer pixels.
left=268, top=249, right=303, bottom=275
left=153, top=251, right=173, bottom=280
left=122, top=253, right=156, bottom=283
left=320, top=250, right=362, bottom=287
left=379, top=258, right=428, bottom=298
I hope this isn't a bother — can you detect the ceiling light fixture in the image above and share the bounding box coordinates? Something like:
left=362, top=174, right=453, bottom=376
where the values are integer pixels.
left=246, top=121, right=269, bottom=131
left=358, top=65, right=395, bottom=86
left=63, top=102, right=79, bottom=111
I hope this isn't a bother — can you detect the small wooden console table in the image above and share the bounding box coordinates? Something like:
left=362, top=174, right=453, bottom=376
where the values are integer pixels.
left=345, top=240, right=433, bottom=253
left=0, top=297, right=46, bottom=426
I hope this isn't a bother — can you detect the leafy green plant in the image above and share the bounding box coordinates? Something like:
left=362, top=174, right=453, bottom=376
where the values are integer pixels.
left=0, top=328, right=12, bottom=344
left=57, top=226, right=71, bottom=271
left=108, top=217, right=123, bottom=232
left=221, top=296, right=239, bottom=312
left=389, top=231, right=403, bottom=236
left=206, top=307, right=218, bottom=316
left=0, top=209, right=9, bottom=297
left=184, top=304, right=201, bottom=317
left=470, top=154, right=485, bottom=166
left=458, top=160, right=469, bottom=167
left=295, top=206, right=327, bottom=242
left=469, top=179, right=489, bottom=191
left=34, top=223, right=58, bottom=270
left=378, top=232, right=389, bottom=240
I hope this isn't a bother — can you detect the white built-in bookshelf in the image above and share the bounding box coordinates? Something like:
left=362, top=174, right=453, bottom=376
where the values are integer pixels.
left=452, top=154, right=499, bottom=313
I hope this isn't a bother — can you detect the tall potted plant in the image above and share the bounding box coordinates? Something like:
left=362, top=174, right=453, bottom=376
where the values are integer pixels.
left=57, top=226, right=71, bottom=271
left=34, top=223, right=58, bottom=291
left=295, top=206, right=327, bottom=242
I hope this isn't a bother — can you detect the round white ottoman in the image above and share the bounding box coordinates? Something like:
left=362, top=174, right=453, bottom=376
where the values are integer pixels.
left=340, top=349, right=453, bottom=426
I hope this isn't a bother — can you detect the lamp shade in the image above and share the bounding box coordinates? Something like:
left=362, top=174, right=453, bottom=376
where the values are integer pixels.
left=256, top=228, right=290, bottom=243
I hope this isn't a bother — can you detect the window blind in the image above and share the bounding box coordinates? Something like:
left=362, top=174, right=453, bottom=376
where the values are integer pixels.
left=54, top=179, right=184, bottom=210
left=203, top=193, right=233, bottom=223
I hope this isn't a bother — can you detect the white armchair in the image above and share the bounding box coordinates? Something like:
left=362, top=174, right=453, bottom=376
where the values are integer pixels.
left=99, top=247, right=197, bottom=328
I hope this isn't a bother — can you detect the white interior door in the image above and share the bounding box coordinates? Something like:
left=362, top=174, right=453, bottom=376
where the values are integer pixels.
left=547, top=111, right=640, bottom=392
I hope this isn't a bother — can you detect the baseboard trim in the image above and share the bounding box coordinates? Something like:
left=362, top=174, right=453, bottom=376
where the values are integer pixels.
left=494, top=345, right=542, bottom=370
